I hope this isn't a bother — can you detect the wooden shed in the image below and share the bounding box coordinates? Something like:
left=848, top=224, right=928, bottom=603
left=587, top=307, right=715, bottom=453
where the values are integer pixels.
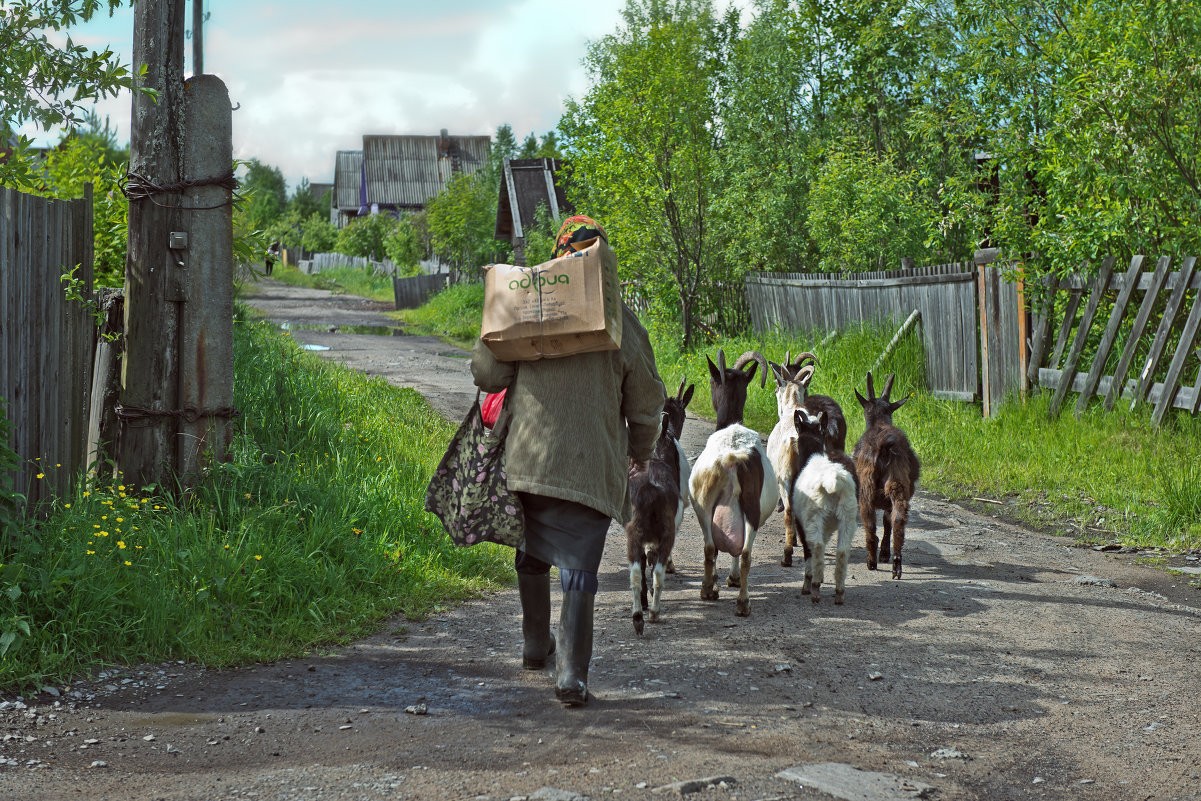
left=332, top=150, right=363, bottom=228
left=361, top=130, right=491, bottom=213
left=494, top=158, right=572, bottom=266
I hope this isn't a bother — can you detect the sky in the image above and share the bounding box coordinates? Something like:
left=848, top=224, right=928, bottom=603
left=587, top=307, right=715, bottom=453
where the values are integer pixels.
left=37, top=0, right=751, bottom=193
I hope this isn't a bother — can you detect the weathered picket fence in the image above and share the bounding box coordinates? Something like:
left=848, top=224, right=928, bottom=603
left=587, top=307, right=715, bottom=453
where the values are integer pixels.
left=746, top=258, right=1024, bottom=410
left=300, top=252, right=397, bottom=276
left=1030, top=255, right=1201, bottom=425
left=393, top=273, right=451, bottom=309
left=0, top=186, right=96, bottom=511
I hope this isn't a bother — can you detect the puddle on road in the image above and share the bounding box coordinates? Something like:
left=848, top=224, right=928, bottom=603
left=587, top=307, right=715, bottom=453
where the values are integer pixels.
left=280, top=322, right=407, bottom=337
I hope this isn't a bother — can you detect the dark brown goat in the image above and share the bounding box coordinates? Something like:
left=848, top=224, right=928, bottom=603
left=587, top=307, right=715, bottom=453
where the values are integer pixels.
left=626, top=381, right=693, bottom=634
left=852, top=372, right=921, bottom=579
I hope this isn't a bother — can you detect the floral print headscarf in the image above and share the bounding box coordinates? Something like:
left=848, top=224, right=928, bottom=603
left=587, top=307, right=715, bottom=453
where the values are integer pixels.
left=552, top=215, right=607, bottom=259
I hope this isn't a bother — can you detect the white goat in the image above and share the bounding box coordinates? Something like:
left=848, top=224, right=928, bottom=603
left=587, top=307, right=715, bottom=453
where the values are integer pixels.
left=689, top=350, right=778, bottom=617
left=791, top=409, right=858, bottom=604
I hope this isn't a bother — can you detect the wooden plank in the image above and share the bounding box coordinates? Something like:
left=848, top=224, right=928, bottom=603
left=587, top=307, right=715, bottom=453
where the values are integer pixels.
left=1132, top=257, right=1197, bottom=408
left=1057, top=270, right=1201, bottom=292
left=1027, top=274, right=1058, bottom=385
left=1104, top=256, right=1171, bottom=411
left=1040, top=367, right=1198, bottom=411
left=1049, top=256, right=1117, bottom=419
left=746, top=272, right=976, bottom=290
left=1015, top=273, right=1029, bottom=396
left=1075, top=255, right=1145, bottom=416
left=979, top=265, right=994, bottom=417
left=1049, top=289, right=1084, bottom=369
left=1151, top=283, right=1201, bottom=426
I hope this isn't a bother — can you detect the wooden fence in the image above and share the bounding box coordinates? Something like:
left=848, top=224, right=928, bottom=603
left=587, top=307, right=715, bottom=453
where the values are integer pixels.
left=299, top=252, right=397, bottom=276
left=0, top=186, right=95, bottom=512
left=746, top=261, right=1008, bottom=404
left=393, top=273, right=451, bottom=310
left=1030, top=255, right=1201, bottom=425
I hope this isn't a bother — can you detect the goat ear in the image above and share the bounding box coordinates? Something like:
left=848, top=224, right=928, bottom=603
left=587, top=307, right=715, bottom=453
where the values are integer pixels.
left=769, top=361, right=786, bottom=387
left=707, top=356, right=723, bottom=385
left=744, top=361, right=758, bottom=382
left=888, top=392, right=912, bottom=414
left=717, top=349, right=727, bottom=375
left=819, top=410, right=828, bottom=431
left=676, top=379, right=686, bottom=399
left=793, top=408, right=805, bottom=434
left=855, top=389, right=869, bottom=409
left=881, top=373, right=896, bottom=402
left=865, top=371, right=876, bottom=400
left=681, top=384, right=694, bottom=407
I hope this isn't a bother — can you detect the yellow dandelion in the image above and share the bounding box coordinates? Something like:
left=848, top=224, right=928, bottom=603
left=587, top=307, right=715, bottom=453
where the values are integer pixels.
left=64, top=503, right=71, bottom=509
left=36, top=473, right=44, bottom=479
left=118, top=485, right=125, bottom=491
left=352, top=528, right=363, bottom=535
left=86, top=550, right=95, bottom=555
left=117, top=541, right=126, bottom=549
left=56, top=463, right=61, bottom=467
left=224, top=544, right=231, bottom=550
left=116, top=517, right=123, bottom=523
left=254, top=555, right=262, bottom=561
left=83, top=491, right=91, bottom=497
left=124, top=561, right=131, bottom=566
left=101, top=515, right=108, bottom=520
left=93, top=524, right=101, bottom=529
left=244, top=493, right=251, bottom=499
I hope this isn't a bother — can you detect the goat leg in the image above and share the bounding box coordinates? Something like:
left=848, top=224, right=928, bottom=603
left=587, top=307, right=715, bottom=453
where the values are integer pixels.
left=890, top=498, right=910, bottom=580
left=879, top=512, right=893, bottom=565
left=735, top=550, right=751, bottom=617
left=781, top=501, right=795, bottom=567
left=862, top=503, right=879, bottom=571
left=701, top=543, right=720, bottom=601
left=629, top=554, right=646, bottom=636
left=650, top=557, right=667, bottom=621
left=800, top=531, right=813, bottom=595
left=808, top=527, right=824, bottom=604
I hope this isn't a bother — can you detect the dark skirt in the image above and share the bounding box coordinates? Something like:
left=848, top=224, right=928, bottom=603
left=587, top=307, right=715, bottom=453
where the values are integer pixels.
left=517, top=492, right=611, bottom=573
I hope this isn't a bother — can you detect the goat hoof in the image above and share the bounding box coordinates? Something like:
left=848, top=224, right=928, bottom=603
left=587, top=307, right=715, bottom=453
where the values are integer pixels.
left=866, top=559, right=877, bottom=571
left=892, top=562, right=902, bottom=580
left=810, top=593, right=821, bottom=604
left=701, top=586, right=719, bottom=601
left=735, top=599, right=751, bottom=617
left=834, top=592, right=845, bottom=605
left=665, top=559, right=676, bottom=574
left=633, top=615, right=644, bottom=636
left=727, top=575, right=741, bottom=589
left=781, top=554, right=793, bottom=567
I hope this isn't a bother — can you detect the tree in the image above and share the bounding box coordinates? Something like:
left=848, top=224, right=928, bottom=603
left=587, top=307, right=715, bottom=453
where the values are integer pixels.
left=491, top=123, right=518, bottom=174
left=561, top=0, right=733, bottom=348
left=425, top=169, right=508, bottom=270
left=0, top=0, right=143, bottom=189
left=383, top=215, right=426, bottom=276
left=334, top=213, right=398, bottom=261
left=240, top=158, right=287, bottom=232
left=518, top=132, right=540, bottom=159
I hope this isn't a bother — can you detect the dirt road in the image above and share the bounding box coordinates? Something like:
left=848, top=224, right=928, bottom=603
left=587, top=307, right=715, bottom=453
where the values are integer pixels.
left=3, top=279, right=1200, bottom=801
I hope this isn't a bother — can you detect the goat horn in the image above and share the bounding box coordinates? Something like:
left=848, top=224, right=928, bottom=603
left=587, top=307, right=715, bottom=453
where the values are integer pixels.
left=783, top=350, right=791, bottom=371
left=733, top=351, right=769, bottom=388
left=881, top=373, right=896, bottom=402
left=677, top=379, right=686, bottom=399
left=717, top=349, right=727, bottom=380
left=865, top=371, right=876, bottom=401
left=797, top=364, right=816, bottom=386
left=790, top=351, right=819, bottom=371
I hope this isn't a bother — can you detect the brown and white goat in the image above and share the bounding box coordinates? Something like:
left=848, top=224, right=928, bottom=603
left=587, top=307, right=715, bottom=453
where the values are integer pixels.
left=852, top=372, right=921, bottom=579
left=688, top=350, right=778, bottom=617
left=765, top=351, right=850, bottom=571
left=791, top=409, right=858, bottom=604
left=626, top=381, right=694, bottom=634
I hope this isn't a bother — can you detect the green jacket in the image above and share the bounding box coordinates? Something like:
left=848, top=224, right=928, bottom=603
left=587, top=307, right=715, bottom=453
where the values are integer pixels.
left=471, top=304, right=666, bottom=523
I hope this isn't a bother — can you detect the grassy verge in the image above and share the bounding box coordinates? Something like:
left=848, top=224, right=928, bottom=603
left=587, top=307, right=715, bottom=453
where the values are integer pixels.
left=0, top=311, right=510, bottom=689
left=260, top=264, right=396, bottom=303
left=391, top=281, right=485, bottom=350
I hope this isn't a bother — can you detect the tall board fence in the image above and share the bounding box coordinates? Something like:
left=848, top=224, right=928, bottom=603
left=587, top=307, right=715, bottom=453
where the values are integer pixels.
left=746, top=259, right=1024, bottom=410
left=1029, top=255, right=1201, bottom=426
left=0, top=186, right=96, bottom=512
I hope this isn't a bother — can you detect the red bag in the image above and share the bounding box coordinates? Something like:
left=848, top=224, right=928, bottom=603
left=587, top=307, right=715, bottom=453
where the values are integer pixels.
left=481, top=389, right=507, bottom=429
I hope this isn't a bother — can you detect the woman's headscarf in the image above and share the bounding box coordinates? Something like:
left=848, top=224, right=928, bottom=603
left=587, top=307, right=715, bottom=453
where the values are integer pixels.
left=552, top=215, right=607, bottom=259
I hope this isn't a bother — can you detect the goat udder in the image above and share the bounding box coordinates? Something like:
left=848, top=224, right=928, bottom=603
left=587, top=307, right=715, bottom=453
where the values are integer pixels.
left=711, top=502, right=746, bottom=556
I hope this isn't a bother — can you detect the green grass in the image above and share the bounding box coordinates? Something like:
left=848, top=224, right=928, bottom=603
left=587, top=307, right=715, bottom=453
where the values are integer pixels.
left=261, top=264, right=397, bottom=303
left=0, top=310, right=510, bottom=689
left=392, top=281, right=485, bottom=350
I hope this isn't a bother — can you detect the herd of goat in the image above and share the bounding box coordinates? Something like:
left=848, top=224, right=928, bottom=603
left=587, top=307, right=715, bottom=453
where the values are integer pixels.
left=626, top=349, right=921, bottom=633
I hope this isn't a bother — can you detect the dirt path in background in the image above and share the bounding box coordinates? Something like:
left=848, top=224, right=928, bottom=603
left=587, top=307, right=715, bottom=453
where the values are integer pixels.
left=3, top=278, right=1200, bottom=801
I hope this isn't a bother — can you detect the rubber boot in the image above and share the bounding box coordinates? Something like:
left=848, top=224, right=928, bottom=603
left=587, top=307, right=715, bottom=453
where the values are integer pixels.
left=554, top=590, right=595, bottom=707
left=518, top=572, right=555, bottom=670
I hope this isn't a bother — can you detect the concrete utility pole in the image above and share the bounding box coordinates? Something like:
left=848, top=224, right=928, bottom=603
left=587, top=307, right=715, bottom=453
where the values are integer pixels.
left=119, top=0, right=235, bottom=489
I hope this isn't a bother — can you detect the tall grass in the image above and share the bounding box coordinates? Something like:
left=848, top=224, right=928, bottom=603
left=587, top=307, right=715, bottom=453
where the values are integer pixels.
left=259, top=264, right=396, bottom=303
left=393, top=281, right=485, bottom=350
left=0, top=313, right=509, bottom=689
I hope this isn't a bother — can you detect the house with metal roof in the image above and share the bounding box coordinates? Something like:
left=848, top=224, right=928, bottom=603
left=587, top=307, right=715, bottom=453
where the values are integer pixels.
left=361, top=130, right=491, bottom=211
left=332, top=150, right=363, bottom=227
left=494, top=158, right=573, bottom=266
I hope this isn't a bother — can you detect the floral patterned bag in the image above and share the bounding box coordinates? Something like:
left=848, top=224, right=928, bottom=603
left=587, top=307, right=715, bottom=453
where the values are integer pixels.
left=424, top=391, right=525, bottom=548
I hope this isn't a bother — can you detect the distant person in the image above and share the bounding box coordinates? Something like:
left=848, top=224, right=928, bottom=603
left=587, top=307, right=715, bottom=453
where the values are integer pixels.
left=264, top=241, right=280, bottom=276
left=470, top=215, right=666, bottom=707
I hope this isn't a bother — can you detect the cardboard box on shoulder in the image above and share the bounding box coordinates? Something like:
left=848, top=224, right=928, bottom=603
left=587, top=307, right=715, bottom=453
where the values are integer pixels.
left=481, top=237, right=623, bottom=361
